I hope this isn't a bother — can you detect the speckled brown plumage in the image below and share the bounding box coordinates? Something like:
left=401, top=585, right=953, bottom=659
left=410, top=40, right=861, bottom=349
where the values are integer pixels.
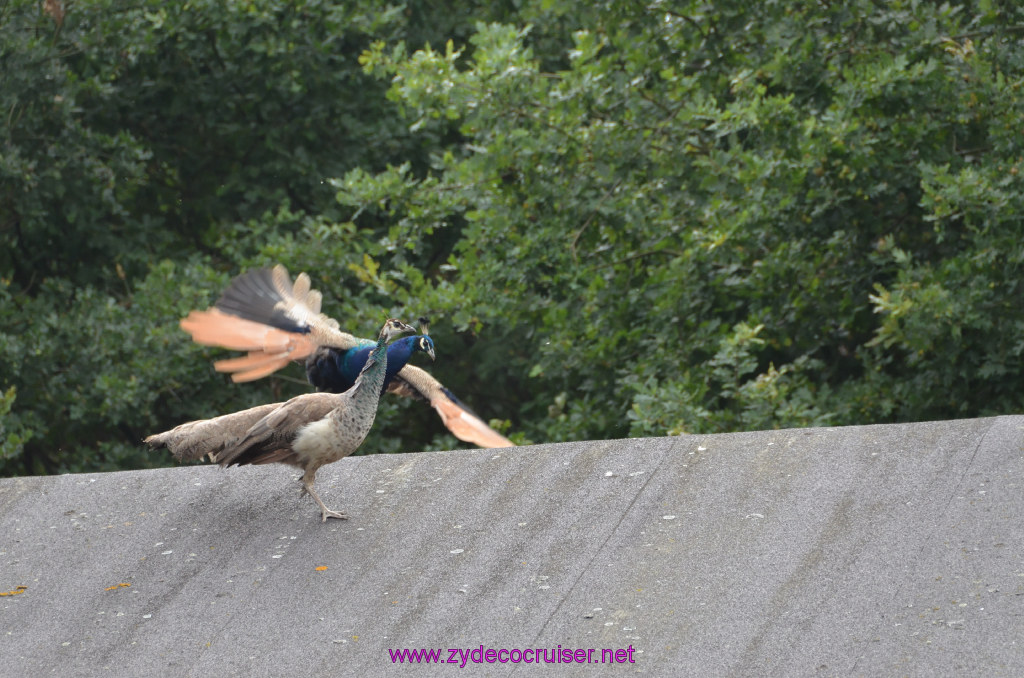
left=146, top=318, right=416, bottom=521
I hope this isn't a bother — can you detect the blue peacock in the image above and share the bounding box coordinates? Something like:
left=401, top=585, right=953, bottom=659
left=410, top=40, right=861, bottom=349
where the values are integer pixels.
left=181, top=265, right=513, bottom=448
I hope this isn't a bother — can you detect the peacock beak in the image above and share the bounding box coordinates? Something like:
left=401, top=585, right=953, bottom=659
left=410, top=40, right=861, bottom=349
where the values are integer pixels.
left=426, top=344, right=436, bottom=361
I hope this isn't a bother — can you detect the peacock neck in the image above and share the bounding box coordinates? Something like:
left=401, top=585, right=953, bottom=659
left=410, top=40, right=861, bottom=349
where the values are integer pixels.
left=349, top=334, right=389, bottom=401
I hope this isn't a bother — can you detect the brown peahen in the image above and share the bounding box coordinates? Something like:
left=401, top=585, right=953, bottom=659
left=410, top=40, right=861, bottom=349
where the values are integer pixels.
left=146, top=318, right=416, bottom=522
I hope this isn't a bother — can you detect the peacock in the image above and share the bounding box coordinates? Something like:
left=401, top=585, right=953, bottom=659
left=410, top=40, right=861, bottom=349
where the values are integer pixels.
left=180, top=265, right=514, bottom=448
left=302, top=318, right=435, bottom=396
left=146, top=318, right=417, bottom=522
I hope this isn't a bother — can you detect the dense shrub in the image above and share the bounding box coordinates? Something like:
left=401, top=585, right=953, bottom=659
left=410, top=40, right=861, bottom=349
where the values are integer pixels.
left=3, top=0, right=1023, bottom=475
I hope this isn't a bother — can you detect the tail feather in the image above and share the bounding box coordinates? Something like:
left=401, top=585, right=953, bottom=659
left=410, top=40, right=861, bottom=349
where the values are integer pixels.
left=144, top=403, right=281, bottom=461
left=232, top=448, right=298, bottom=466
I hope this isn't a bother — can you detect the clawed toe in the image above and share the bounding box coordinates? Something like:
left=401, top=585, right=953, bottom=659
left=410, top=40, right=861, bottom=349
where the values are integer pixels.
left=321, top=509, right=348, bottom=522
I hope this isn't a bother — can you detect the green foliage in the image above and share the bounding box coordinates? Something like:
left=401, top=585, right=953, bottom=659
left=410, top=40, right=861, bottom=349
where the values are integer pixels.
left=0, top=386, right=31, bottom=464
left=349, top=1, right=1024, bottom=442
left=2, top=0, right=1023, bottom=476
left=0, top=0, right=523, bottom=474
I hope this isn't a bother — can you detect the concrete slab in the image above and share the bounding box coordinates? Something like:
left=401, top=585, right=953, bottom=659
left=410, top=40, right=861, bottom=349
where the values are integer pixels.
left=1, top=416, right=1023, bottom=676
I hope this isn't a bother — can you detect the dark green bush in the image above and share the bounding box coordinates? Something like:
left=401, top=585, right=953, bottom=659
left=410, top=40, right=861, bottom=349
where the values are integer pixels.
left=3, top=0, right=1023, bottom=475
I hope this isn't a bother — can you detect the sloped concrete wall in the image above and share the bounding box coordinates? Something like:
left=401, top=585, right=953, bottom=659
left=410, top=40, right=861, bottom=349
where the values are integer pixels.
left=1, top=416, right=1022, bottom=676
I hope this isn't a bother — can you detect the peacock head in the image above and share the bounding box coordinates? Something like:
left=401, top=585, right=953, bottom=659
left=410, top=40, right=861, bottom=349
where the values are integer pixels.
left=416, top=335, right=436, bottom=361
left=379, top=318, right=417, bottom=343
left=416, top=316, right=436, bottom=360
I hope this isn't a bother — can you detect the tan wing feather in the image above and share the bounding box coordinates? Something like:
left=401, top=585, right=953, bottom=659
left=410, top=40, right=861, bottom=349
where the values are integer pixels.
left=213, top=351, right=292, bottom=372
left=181, top=309, right=309, bottom=354
left=180, top=266, right=360, bottom=382
left=263, top=265, right=353, bottom=346
left=306, top=290, right=323, bottom=314
left=392, top=364, right=514, bottom=448
left=292, top=271, right=311, bottom=304
left=224, top=357, right=295, bottom=382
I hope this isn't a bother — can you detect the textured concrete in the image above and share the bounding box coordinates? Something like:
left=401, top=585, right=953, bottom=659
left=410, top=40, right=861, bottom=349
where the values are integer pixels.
left=1, top=416, right=1023, bottom=676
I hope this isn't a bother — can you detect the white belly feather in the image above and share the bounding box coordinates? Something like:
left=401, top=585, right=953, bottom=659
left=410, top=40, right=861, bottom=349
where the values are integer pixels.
left=292, top=404, right=375, bottom=467
left=293, top=418, right=346, bottom=466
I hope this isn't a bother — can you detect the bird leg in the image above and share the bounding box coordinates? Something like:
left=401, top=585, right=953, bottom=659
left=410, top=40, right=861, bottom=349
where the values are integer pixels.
left=301, top=468, right=347, bottom=522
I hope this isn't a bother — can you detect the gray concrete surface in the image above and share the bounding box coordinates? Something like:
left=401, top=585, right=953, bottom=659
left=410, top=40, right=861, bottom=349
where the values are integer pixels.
left=1, top=416, right=1023, bottom=677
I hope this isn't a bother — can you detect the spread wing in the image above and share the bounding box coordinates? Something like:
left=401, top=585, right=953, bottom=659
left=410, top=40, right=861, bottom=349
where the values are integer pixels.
left=180, top=265, right=365, bottom=382
left=389, top=364, right=514, bottom=448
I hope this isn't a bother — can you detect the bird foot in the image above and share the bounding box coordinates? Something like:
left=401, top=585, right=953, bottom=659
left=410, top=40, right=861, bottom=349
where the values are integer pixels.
left=302, top=475, right=347, bottom=523
left=320, top=508, right=348, bottom=523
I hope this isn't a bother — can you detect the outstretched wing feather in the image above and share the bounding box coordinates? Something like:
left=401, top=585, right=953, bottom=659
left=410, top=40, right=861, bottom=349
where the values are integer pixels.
left=389, top=365, right=513, bottom=448
left=180, top=267, right=361, bottom=382
left=212, top=266, right=358, bottom=348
